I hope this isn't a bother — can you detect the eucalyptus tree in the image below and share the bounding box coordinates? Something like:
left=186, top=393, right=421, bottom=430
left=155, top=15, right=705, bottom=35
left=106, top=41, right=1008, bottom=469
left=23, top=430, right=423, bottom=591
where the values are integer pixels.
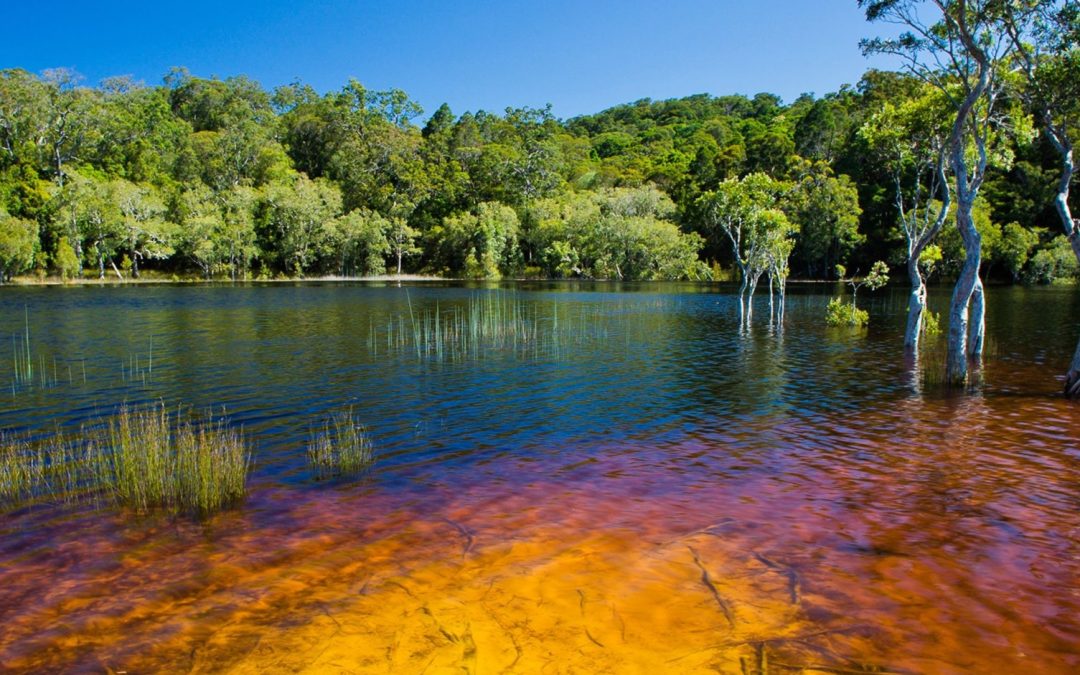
left=219, top=186, right=259, bottom=279
left=1000, top=0, right=1080, bottom=394
left=438, top=202, right=521, bottom=279
left=325, top=209, right=391, bottom=277
left=502, top=106, right=563, bottom=210
left=859, top=86, right=952, bottom=350
left=0, top=69, right=50, bottom=171
left=699, top=172, right=786, bottom=321
left=697, top=173, right=790, bottom=326
left=114, top=180, right=173, bottom=278
left=65, top=171, right=123, bottom=279
left=861, top=0, right=1022, bottom=384
left=173, top=184, right=222, bottom=278
left=762, top=209, right=799, bottom=324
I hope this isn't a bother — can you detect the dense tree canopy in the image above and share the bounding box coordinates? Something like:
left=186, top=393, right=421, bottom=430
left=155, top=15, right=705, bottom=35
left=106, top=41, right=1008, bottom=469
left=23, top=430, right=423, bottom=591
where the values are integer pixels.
left=0, top=62, right=1076, bottom=284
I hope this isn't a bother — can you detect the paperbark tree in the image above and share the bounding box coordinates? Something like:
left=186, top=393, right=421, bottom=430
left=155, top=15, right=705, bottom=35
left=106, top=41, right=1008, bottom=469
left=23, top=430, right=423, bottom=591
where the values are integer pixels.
left=859, top=87, right=952, bottom=351
left=1001, top=1, right=1080, bottom=394
left=697, top=174, right=790, bottom=328
left=861, top=0, right=1019, bottom=385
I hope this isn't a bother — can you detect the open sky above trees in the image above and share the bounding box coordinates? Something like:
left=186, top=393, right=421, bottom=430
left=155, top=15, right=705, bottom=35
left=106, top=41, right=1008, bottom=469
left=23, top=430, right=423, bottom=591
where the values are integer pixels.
left=0, top=1, right=898, bottom=118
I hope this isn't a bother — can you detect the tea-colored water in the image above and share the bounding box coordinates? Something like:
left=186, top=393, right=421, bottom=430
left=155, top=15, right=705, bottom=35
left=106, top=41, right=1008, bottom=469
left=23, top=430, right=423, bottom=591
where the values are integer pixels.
left=0, top=283, right=1078, bottom=673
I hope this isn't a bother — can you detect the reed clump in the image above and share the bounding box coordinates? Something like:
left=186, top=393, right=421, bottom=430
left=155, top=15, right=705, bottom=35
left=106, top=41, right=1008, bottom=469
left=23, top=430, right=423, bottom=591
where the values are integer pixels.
left=0, top=403, right=250, bottom=517
left=308, top=406, right=373, bottom=479
left=0, top=433, right=43, bottom=509
left=174, top=417, right=249, bottom=516
left=98, top=404, right=250, bottom=515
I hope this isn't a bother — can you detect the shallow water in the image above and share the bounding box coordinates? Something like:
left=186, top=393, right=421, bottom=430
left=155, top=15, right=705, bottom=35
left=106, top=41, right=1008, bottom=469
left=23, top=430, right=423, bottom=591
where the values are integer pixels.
left=0, top=281, right=1078, bottom=673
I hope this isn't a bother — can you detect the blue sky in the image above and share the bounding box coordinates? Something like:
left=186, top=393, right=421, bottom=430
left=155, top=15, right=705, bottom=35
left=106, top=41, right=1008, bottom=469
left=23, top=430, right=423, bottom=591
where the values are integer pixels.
left=2, top=1, right=892, bottom=119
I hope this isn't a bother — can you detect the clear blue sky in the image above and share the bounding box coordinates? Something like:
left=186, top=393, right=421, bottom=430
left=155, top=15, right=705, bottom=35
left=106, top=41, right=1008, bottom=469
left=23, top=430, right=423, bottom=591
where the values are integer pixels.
left=1, top=1, right=893, bottom=119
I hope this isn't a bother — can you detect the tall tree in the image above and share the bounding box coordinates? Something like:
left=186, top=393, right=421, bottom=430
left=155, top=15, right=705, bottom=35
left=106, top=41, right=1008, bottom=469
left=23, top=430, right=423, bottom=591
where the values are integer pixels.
left=698, top=173, right=790, bottom=326
left=861, top=0, right=1020, bottom=384
left=860, top=86, right=952, bottom=351
left=1001, top=0, right=1080, bottom=394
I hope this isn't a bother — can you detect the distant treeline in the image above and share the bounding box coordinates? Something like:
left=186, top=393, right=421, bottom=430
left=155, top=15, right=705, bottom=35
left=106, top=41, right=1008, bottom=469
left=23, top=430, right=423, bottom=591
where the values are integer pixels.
left=0, top=66, right=1074, bottom=282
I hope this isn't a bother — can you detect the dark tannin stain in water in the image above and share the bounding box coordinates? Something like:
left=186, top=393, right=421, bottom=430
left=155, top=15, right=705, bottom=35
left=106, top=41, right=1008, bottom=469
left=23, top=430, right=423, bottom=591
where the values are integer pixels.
left=0, top=282, right=1078, bottom=673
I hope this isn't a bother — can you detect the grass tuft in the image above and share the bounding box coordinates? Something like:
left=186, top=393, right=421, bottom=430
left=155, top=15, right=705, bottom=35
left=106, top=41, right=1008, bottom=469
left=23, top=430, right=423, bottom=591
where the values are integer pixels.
left=174, top=417, right=249, bottom=516
left=0, top=403, right=250, bottom=517
left=0, top=433, right=43, bottom=509
left=308, top=406, right=373, bottom=479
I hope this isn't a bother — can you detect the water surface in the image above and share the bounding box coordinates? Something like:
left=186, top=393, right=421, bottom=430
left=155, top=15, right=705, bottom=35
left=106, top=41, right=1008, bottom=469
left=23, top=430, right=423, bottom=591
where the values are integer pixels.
left=1, top=282, right=1078, bottom=673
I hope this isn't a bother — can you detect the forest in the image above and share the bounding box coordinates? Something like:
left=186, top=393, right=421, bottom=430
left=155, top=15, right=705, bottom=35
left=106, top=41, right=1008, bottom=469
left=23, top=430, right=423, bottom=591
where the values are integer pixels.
left=0, top=6, right=1077, bottom=293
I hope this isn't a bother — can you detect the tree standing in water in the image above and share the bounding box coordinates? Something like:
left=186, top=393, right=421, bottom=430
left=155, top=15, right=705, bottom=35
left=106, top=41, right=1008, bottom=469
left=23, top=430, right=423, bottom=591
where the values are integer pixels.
left=1001, top=1, right=1080, bottom=394
left=860, top=86, right=951, bottom=351
left=861, top=0, right=1020, bottom=385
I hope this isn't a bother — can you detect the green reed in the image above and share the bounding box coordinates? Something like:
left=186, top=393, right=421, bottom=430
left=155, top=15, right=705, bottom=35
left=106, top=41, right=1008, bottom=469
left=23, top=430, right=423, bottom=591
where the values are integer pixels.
left=0, top=403, right=250, bottom=517
left=174, top=416, right=249, bottom=516
left=102, top=404, right=174, bottom=511
left=308, top=406, right=373, bottom=479
left=0, top=433, right=43, bottom=509
left=367, top=291, right=617, bottom=362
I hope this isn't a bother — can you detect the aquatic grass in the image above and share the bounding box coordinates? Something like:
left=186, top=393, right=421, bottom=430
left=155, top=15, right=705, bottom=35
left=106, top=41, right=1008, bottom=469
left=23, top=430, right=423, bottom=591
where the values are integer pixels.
left=365, top=291, right=618, bottom=362
left=308, top=406, right=373, bottom=479
left=0, top=404, right=250, bottom=517
left=0, top=433, right=44, bottom=509
left=174, top=417, right=249, bottom=516
left=100, top=404, right=251, bottom=516
left=103, top=404, right=173, bottom=511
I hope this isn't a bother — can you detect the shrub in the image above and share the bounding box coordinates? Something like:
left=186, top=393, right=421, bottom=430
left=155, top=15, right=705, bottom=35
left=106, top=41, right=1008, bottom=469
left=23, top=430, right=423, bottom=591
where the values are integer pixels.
left=825, top=296, right=869, bottom=327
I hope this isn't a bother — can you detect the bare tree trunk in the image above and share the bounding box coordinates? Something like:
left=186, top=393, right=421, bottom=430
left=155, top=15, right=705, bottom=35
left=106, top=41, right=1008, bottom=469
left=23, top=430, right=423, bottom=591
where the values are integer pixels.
left=745, top=272, right=761, bottom=328
left=737, top=271, right=748, bottom=330
left=968, top=276, right=985, bottom=357
left=904, top=257, right=927, bottom=351
left=767, top=274, right=775, bottom=323
left=1043, top=142, right=1080, bottom=396
left=946, top=197, right=982, bottom=384
left=777, top=278, right=787, bottom=327
left=1066, top=334, right=1080, bottom=397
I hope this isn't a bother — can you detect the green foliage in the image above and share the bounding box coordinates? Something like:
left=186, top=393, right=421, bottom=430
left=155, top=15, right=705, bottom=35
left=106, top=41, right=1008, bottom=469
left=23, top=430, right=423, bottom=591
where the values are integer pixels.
left=260, top=174, right=342, bottom=275
left=862, top=260, right=890, bottom=290
left=327, top=209, right=391, bottom=276
left=999, top=222, right=1040, bottom=282
left=825, top=296, right=869, bottom=327
left=0, top=208, right=37, bottom=281
left=0, top=64, right=1072, bottom=284
left=433, top=201, right=520, bottom=278
left=786, top=158, right=863, bottom=277
left=53, top=236, right=79, bottom=279
left=828, top=260, right=888, bottom=327
left=528, top=186, right=707, bottom=280
left=922, top=309, right=942, bottom=337
left=1027, top=235, right=1079, bottom=284
left=918, top=244, right=943, bottom=277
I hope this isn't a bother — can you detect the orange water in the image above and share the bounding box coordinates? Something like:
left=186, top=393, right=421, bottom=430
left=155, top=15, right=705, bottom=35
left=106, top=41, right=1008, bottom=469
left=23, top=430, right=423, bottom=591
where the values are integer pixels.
left=2, top=388, right=1077, bottom=674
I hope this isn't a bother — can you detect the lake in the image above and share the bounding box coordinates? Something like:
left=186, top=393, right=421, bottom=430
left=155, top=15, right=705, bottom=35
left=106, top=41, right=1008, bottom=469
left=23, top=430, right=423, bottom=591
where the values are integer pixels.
left=1, top=281, right=1078, bottom=673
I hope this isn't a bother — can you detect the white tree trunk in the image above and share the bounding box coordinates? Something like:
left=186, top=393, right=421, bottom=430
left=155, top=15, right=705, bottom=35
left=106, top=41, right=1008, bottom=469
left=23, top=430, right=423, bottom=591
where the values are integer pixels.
left=904, top=257, right=926, bottom=351
left=946, top=195, right=982, bottom=384
left=968, top=276, right=985, bottom=357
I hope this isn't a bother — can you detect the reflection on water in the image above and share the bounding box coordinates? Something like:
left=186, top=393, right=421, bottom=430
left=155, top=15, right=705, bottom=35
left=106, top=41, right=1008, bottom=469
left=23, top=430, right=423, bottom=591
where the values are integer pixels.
left=0, top=282, right=1079, bottom=673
